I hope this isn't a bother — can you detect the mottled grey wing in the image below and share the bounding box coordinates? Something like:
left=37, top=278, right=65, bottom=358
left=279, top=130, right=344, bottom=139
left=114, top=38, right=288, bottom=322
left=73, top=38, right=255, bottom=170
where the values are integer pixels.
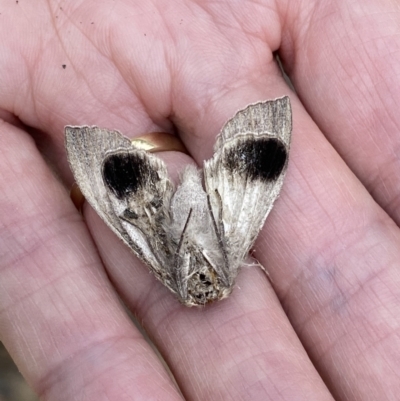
left=65, top=126, right=173, bottom=282
left=203, top=97, right=292, bottom=277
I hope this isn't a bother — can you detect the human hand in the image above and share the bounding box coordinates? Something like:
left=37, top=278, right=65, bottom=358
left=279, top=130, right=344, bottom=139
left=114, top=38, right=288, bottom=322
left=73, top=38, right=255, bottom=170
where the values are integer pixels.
left=1, top=1, right=400, bottom=400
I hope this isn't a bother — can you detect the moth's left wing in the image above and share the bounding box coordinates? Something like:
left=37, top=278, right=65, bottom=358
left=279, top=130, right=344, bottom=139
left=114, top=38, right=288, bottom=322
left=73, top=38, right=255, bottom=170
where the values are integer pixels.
left=204, top=97, right=292, bottom=280
left=65, top=126, right=173, bottom=281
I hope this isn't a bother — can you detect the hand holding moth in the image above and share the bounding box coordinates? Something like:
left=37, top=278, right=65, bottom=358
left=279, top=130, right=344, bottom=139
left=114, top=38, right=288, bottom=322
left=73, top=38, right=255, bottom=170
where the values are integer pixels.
left=0, top=1, right=400, bottom=401
left=65, top=98, right=292, bottom=306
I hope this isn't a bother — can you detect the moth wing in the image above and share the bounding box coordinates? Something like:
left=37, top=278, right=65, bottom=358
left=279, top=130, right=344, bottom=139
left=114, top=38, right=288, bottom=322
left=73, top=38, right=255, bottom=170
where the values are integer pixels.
left=204, top=96, right=292, bottom=277
left=65, top=126, right=173, bottom=282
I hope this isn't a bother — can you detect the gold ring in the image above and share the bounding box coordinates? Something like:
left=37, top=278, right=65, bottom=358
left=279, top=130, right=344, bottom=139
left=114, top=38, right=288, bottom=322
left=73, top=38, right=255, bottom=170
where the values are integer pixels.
left=131, top=132, right=188, bottom=154
left=70, top=182, right=85, bottom=212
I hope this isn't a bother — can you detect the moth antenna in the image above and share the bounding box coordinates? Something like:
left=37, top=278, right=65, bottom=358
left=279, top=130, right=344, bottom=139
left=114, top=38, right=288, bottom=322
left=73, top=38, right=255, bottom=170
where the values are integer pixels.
left=175, top=208, right=193, bottom=258
left=172, top=208, right=194, bottom=299
left=207, top=193, right=230, bottom=285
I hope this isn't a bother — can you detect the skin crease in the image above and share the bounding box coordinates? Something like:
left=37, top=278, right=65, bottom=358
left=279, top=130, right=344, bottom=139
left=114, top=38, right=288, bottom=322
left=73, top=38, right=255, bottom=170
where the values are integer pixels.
left=0, top=0, right=400, bottom=400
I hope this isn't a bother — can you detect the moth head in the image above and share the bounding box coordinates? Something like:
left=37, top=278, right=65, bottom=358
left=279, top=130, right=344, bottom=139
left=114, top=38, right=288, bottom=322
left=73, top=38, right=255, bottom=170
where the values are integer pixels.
left=184, top=266, right=231, bottom=307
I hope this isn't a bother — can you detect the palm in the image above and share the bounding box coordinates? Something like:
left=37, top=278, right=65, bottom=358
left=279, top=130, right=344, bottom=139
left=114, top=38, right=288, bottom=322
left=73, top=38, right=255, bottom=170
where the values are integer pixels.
left=1, top=1, right=400, bottom=400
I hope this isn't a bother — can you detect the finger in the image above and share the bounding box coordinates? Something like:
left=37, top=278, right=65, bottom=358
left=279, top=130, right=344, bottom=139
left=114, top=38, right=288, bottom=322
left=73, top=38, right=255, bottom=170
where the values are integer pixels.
left=280, top=0, right=400, bottom=226
left=257, top=104, right=400, bottom=400
left=0, top=122, right=183, bottom=400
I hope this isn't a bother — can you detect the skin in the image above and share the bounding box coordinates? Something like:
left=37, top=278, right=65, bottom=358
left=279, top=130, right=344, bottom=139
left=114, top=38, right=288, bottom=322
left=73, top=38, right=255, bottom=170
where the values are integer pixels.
left=1, top=0, right=400, bottom=400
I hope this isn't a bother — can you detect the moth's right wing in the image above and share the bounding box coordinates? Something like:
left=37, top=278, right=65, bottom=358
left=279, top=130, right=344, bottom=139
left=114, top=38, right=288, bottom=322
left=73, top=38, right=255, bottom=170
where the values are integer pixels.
left=65, top=126, right=175, bottom=285
left=204, top=97, right=292, bottom=280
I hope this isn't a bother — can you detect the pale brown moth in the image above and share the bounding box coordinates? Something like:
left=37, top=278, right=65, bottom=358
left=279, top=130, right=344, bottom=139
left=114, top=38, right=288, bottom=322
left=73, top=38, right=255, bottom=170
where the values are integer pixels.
left=65, top=96, right=292, bottom=306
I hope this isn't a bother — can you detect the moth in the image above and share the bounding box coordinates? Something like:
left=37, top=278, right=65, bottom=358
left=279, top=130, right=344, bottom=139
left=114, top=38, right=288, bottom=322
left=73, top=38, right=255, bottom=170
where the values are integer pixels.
left=65, top=96, right=292, bottom=306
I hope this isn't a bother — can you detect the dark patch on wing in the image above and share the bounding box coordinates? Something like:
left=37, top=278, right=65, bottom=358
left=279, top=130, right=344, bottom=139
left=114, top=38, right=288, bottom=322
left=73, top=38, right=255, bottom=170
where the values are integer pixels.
left=102, top=151, right=159, bottom=199
left=223, top=138, right=287, bottom=182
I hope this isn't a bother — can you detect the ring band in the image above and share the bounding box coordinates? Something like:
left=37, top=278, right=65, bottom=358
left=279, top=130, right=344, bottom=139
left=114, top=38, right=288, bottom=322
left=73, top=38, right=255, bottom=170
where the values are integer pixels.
left=70, top=182, right=85, bottom=212
left=131, top=132, right=188, bottom=154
